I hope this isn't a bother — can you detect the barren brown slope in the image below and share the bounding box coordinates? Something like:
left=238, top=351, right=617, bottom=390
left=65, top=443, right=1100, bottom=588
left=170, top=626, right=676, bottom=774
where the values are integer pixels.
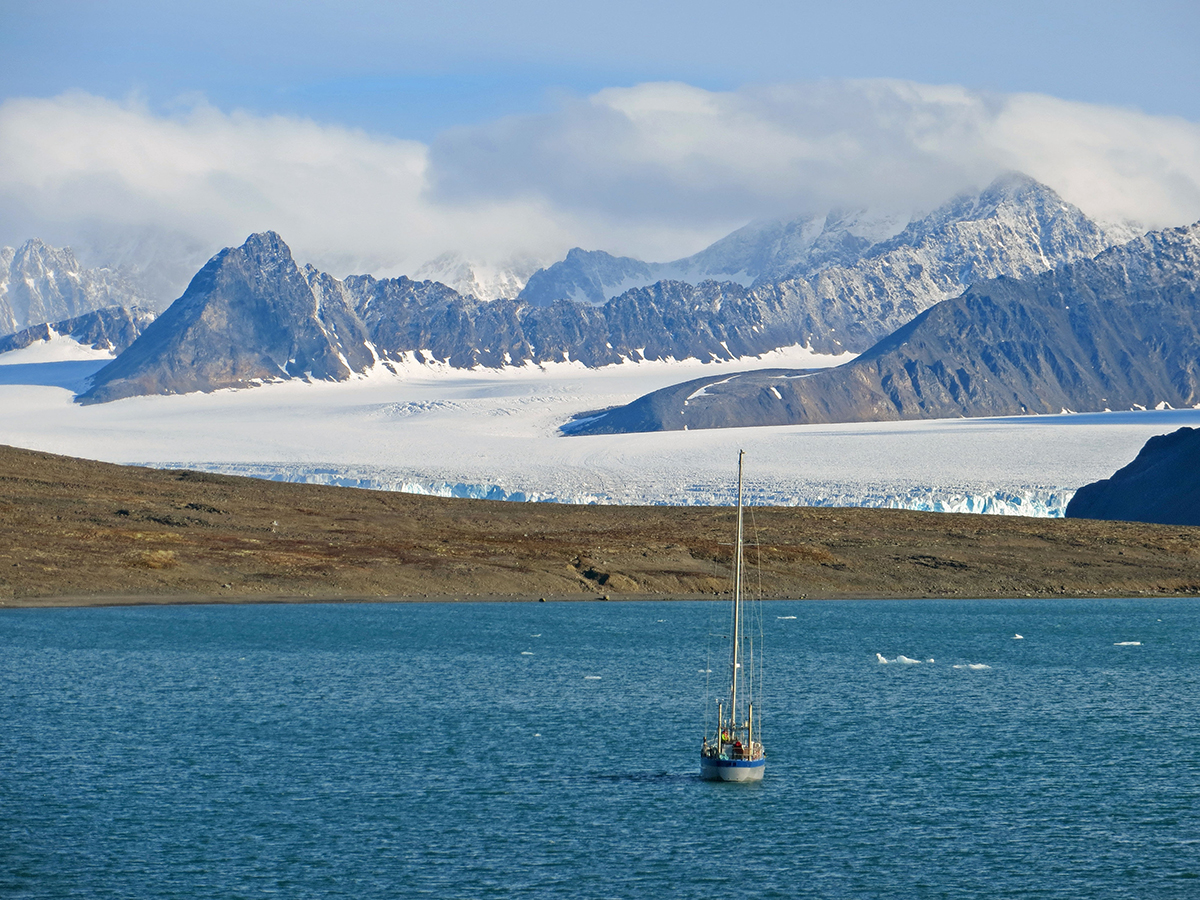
left=1, top=443, right=1199, bottom=607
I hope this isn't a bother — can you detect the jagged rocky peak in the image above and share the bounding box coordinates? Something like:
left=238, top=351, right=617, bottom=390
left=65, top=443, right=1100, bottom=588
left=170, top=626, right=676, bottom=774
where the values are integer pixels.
left=227, top=230, right=299, bottom=279
left=76, top=232, right=376, bottom=405
left=0, top=237, right=150, bottom=337
left=518, top=248, right=656, bottom=307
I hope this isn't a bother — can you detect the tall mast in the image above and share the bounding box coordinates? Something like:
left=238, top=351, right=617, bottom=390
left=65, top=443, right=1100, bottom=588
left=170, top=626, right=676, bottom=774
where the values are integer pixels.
left=730, top=449, right=744, bottom=732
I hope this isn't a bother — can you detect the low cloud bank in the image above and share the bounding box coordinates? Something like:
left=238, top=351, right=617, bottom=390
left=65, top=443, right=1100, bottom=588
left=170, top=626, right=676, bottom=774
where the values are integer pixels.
left=1, top=80, right=1198, bottom=300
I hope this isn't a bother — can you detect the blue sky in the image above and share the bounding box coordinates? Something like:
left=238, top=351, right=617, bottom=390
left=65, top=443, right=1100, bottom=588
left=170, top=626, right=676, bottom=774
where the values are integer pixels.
left=2, top=0, right=1199, bottom=290
left=6, top=0, right=1198, bottom=136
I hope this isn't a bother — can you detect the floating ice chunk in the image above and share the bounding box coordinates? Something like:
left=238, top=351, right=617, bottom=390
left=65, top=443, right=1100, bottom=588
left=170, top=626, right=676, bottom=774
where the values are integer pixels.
left=1114, top=641, right=1142, bottom=646
left=521, top=651, right=534, bottom=655
left=1013, top=634, right=1024, bottom=640
left=777, top=615, right=797, bottom=620
left=952, top=663, right=992, bottom=670
left=877, top=653, right=924, bottom=664
left=584, top=675, right=602, bottom=680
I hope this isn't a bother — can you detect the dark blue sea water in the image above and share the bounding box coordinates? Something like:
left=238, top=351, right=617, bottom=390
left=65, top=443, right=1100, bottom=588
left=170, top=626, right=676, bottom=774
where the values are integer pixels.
left=3, top=598, right=1199, bottom=899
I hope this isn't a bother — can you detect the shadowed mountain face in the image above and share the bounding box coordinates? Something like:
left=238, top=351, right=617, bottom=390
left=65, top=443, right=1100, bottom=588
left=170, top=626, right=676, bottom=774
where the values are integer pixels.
left=0, top=306, right=156, bottom=356
left=77, top=233, right=375, bottom=404
left=1066, top=428, right=1200, bottom=525
left=565, top=223, right=1200, bottom=434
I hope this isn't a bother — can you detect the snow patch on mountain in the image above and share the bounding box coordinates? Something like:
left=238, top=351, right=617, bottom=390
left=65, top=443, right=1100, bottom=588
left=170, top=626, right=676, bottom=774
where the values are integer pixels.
left=0, top=331, right=117, bottom=365
left=413, top=251, right=546, bottom=300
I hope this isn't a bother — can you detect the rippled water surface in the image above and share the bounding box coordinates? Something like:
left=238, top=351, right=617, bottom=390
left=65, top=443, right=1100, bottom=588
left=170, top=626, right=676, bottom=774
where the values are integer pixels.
left=3, top=598, right=1200, bottom=898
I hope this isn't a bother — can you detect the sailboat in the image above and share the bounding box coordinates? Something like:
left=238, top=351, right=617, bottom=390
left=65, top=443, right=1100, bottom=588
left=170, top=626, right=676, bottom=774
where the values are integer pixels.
left=700, top=450, right=766, bottom=782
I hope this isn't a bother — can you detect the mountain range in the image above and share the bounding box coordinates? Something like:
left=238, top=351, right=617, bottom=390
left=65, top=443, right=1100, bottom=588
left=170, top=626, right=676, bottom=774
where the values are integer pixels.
left=565, top=222, right=1200, bottom=434
left=74, top=174, right=1146, bottom=404
left=517, top=173, right=1118, bottom=311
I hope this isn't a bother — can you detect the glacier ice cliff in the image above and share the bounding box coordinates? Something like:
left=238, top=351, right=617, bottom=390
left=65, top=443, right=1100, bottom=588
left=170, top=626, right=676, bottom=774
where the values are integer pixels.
left=144, top=461, right=1074, bottom=517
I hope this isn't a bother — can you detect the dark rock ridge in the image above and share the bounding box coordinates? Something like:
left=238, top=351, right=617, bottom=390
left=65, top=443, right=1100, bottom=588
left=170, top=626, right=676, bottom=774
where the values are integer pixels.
left=0, top=239, right=151, bottom=336
left=1066, top=428, right=1200, bottom=526
left=341, top=274, right=802, bottom=368
left=0, top=306, right=156, bottom=356
left=565, top=222, right=1200, bottom=434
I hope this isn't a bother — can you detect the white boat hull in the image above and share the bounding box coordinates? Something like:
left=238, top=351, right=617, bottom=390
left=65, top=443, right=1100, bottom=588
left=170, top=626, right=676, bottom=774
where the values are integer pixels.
left=700, top=756, right=765, bottom=782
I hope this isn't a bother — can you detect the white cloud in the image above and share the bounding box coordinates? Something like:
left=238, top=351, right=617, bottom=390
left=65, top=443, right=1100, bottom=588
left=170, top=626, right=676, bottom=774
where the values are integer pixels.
left=1, top=81, right=1199, bottom=301
left=0, top=92, right=576, bottom=295
left=430, top=79, right=1200, bottom=233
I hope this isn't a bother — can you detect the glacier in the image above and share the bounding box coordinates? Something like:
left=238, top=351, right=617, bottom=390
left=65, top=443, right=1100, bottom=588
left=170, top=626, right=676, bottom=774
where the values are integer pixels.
left=3, top=335, right=1197, bottom=520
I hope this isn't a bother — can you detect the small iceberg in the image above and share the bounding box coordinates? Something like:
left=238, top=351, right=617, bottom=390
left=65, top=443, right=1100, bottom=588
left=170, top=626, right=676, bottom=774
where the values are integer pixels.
left=777, top=616, right=797, bottom=620
left=877, top=653, right=925, bottom=665
left=1114, top=641, right=1142, bottom=646
left=952, top=663, right=992, bottom=670
left=1013, top=634, right=1024, bottom=640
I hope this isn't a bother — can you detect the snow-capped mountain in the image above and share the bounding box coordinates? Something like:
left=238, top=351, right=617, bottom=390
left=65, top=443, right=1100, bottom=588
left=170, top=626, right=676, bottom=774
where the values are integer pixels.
left=684, top=207, right=911, bottom=284
left=859, top=171, right=1117, bottom=286
left=517, top=249, right=660, bottom=306
left=0, top=239, right=151, bottom=337
left=517, top=174, right=1123, bottom=308
left=566, top=221, right=1200, bottom=433
left=72, top=175, right=1159, bottom=404
left=412, top=251, right=545, bottom=300
left=515, top=208, right=915, bottom=307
